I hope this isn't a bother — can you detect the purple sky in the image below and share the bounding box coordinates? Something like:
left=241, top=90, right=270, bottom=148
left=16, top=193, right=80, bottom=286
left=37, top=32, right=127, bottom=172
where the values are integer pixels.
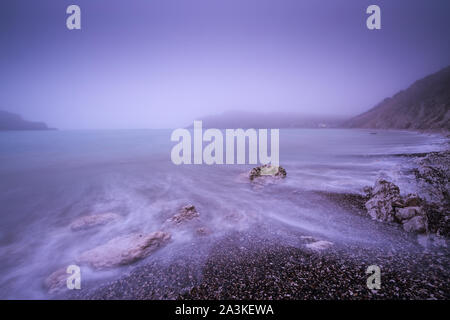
left=1, top=0, right=449, bottom=129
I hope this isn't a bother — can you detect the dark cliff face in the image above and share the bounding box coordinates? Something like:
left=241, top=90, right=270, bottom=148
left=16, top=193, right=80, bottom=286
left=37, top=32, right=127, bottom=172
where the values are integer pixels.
left=344, top=66, right=450, bottom=132
left=0, top=110, right=51, bottom=131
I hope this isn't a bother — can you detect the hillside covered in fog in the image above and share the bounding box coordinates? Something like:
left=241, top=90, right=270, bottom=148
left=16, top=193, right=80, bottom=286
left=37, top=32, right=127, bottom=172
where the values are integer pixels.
left=344, top=66, right=450, bottom=132
left=0, top=110, right=52, bottom=131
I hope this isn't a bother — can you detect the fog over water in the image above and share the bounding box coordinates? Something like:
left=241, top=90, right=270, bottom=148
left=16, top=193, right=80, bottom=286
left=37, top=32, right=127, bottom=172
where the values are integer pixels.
left=1, top=0, right=450, bottom=300
left=0, top=129, right=446, bottom=298
left=1, top=0, right=450, bottom=129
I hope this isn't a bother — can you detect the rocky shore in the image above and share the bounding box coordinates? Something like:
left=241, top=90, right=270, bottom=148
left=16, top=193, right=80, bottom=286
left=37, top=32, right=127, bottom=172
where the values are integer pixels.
left=58, top=150, right=449, bottom=300
left=364, top=151, right=449, bottom=236
left=318, top=150, right=449, bottom=238
left=181, top=234, right=449, bottom=300
left=66, top=230, right=449, bottom=300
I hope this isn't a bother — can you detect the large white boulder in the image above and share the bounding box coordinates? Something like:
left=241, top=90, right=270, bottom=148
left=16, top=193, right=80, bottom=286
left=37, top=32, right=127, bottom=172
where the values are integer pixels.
left=365, top=179, right=403, bottom=222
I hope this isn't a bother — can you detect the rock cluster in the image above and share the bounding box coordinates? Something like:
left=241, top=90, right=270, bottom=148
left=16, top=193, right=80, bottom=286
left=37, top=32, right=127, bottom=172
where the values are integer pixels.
left=413, top=151, right=450, bottom=204
left=73, top=205, right=200, bottom=270
left=364, top=179, right=403, bottom=222
left=47, top=204, right=202, bottom=292
left=365, top=179, right=428, bottom=233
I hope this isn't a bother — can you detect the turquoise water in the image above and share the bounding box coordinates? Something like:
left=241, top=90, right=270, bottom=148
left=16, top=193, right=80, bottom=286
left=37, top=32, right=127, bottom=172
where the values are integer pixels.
left=0, top=129, right=446, bottom=298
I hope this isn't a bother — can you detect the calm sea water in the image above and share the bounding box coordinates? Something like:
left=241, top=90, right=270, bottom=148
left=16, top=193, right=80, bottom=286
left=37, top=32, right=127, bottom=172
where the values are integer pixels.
left=0, top=129, right=446, bottom=298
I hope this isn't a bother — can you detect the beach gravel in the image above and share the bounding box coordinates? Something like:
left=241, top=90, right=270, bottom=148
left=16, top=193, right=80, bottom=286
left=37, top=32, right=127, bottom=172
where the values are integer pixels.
left=70, top=231, right=449, bottom=300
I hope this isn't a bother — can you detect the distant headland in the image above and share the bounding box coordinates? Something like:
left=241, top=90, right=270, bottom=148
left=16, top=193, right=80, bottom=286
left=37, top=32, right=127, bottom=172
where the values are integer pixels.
left=0, top=110, right=54, bottom=131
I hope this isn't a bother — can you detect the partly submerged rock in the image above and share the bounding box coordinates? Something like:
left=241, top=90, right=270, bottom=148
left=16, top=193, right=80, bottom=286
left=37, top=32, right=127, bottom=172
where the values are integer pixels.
left=249, top=164, right=287, bottom=181
left=247, top=165, right=287, bottom=189
left=305, top=240, right=334, bottom=251
left=166, top=205, right=200, bottom=225
left=77, top=231, right=171, bottom=269
left=365, top=179, right=403, bottom=222
left=70, top=213, right=121, bottom=231
left=44, top=267, right=69, bottom=294
left=196, top=227, right=212, bottom=236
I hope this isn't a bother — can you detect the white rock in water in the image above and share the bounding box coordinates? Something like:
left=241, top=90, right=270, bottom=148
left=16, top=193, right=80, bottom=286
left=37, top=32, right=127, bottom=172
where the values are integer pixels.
left=248, top=164, right=287, bottom=181
left=70, top=213, right=121, bottom=231
left=77, top=231, right=171, bottom=269
left=305, top=240, right=334, bottom=251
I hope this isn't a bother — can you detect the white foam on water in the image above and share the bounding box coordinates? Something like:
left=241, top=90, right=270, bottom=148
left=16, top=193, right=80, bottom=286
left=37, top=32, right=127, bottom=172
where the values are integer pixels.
left=0, top=129, right=446, bottom=298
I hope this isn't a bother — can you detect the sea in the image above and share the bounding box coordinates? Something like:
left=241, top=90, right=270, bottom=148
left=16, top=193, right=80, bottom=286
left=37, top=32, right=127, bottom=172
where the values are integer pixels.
left=0, top=128, right=446, bottom=298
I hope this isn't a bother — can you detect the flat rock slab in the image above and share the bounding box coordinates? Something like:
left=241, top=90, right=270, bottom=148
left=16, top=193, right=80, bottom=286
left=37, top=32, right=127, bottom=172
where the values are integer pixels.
left=44, top=267, right=69, bottom=294
left=70, top=213, right=121, bottom=231
left=77, top=231, right=171, bottom=269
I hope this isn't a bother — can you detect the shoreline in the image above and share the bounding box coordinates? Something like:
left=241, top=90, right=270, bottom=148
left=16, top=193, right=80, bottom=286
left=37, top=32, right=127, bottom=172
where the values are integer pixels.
left=56, top=149, right=450, bottom=300
left=67, top=229, right=449, bottom=300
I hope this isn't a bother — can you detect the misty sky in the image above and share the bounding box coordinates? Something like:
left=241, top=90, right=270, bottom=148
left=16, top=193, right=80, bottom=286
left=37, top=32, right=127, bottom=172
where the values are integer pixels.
left=1, top=0, right=449, bottom=129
